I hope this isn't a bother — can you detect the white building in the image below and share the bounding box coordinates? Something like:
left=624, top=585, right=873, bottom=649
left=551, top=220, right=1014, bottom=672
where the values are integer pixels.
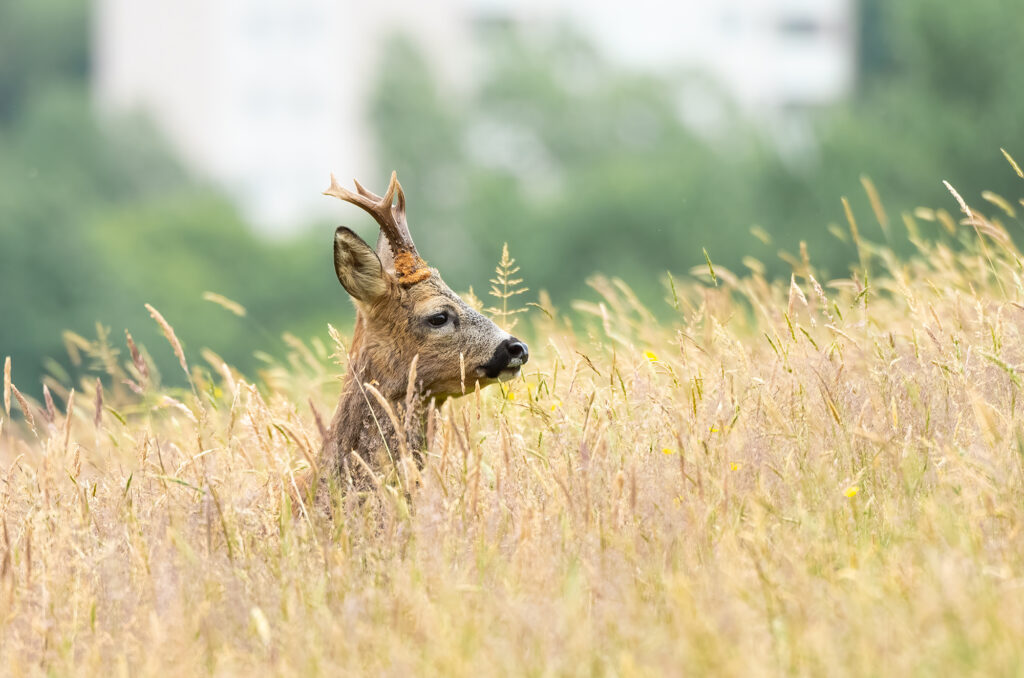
left=93, top=0, right=855, bottom=231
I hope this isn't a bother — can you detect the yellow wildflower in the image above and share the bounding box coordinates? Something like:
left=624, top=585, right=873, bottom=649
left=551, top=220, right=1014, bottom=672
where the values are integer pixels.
left=844, top=485, right=859, bottom=498
left=644, top=351, right=658, bottom=363
left=661, top=447, right=675, bottom=455
left=729, top=462, right=742, bottom=471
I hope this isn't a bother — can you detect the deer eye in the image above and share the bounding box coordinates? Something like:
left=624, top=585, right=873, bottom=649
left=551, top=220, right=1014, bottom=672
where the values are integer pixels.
left=427, top=311, right=450, bottom=328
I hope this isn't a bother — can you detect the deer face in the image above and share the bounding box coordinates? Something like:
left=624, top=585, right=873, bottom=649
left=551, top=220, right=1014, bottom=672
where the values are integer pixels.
left=334, top=226, right=528, bottom=400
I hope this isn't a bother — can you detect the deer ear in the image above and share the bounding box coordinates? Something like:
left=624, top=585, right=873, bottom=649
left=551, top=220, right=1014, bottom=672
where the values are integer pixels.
left=334, top=227, right=389, bottom=303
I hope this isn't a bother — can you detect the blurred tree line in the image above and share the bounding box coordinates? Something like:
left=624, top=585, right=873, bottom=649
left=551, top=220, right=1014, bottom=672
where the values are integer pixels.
left=2, top=0, right=1023, bottom=390
left=375, top=0, right=1024, bottom=304
left=0, top=0, right=336, bottom=390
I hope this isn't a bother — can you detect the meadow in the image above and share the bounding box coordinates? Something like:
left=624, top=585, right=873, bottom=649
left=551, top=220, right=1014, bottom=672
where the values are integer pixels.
left=2, top=172, right=1024, bottom=676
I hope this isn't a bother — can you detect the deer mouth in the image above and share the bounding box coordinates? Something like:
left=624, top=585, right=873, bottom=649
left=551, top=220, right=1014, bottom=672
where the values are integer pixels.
left=476, top=338, right=529, bottom=380
left=474, top=364, right=521, bottom=380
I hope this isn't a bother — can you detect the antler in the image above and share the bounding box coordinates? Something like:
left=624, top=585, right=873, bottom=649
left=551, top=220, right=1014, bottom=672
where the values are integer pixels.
left=324, top=171, right=431, bottom=285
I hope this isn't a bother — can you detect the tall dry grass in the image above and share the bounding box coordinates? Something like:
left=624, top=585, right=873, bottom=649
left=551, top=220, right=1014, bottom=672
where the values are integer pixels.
left=2, top=172, right=1024, bottom=676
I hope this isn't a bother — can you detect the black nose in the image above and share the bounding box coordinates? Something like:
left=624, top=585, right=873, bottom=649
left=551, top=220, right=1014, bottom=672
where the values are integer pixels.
left=507, top=338, right=529, bottom=364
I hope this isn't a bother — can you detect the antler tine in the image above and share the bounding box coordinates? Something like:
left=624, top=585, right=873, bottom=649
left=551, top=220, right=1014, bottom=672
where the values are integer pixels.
left=325, top=173, right=369, bottom=206
left=392, top=172, right=407, bottom=217
left=351, top=173, right=405, bottom=222
left=380, top=171, right=398, bottom=214
left=352, top=178, right=379, bottom=200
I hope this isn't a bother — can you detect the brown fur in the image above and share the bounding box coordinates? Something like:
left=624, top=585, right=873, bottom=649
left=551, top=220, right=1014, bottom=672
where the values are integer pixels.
left=312, top=176, right=526, bottom=507
left=322, top=252, right=518, bottom=492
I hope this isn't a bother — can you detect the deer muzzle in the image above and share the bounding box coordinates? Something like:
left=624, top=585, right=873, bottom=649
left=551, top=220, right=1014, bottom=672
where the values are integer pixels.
left=478, top=337, right=530, bottom=379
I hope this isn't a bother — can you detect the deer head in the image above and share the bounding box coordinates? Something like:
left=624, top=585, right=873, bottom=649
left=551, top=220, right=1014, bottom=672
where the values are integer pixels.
left=320, top=172, right=528, bottom=478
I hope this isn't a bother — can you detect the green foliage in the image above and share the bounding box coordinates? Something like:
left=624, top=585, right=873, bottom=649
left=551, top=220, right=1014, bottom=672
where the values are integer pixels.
left=4, top=0, right=1024, bottom=393
left=0, top=1, right=349, bottom=390
left=369, top=36, right=463, bottom=206
left=0, top=79, right=337, bottom=391
left=368, top=6, right=1024, bottom=306
left=0, top=0, right=88, bottom=122
left=1, top=86, right=178, bottom=385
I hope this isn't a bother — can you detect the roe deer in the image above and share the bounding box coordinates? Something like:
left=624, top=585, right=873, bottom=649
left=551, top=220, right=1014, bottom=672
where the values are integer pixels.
left=320, top=171, right=528, bottom=487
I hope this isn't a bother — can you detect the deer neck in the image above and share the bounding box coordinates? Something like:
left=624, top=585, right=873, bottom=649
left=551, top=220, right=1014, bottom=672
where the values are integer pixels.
left=323, top=314, right=428, bottom=479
